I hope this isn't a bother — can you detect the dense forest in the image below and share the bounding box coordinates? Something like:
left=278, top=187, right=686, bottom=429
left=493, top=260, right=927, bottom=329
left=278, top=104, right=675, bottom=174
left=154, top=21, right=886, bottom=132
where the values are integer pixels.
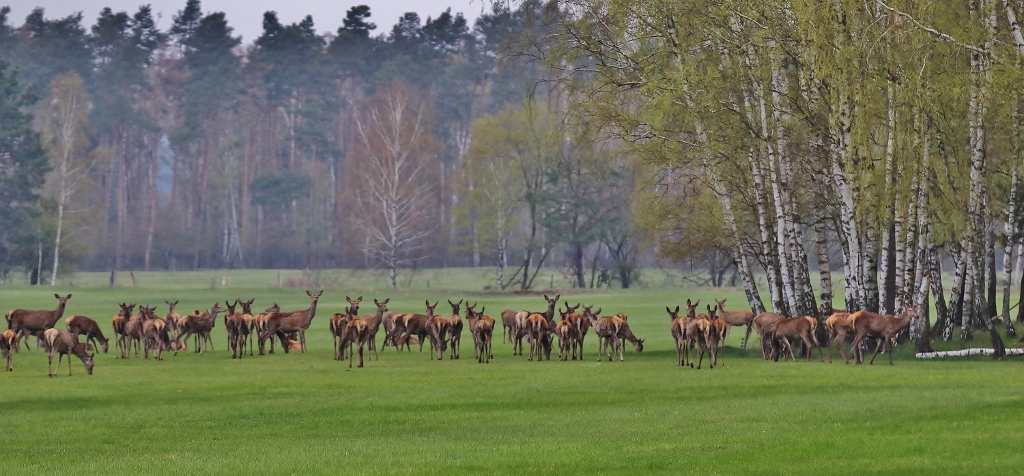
left=0, top=1, right=641, bottom=290
left=3, top=0, right=1024, bottom=347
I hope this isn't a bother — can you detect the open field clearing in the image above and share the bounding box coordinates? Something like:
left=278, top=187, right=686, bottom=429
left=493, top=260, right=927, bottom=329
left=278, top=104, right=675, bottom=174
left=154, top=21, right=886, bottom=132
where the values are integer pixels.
left=1, top=270, right=1022, bottom=474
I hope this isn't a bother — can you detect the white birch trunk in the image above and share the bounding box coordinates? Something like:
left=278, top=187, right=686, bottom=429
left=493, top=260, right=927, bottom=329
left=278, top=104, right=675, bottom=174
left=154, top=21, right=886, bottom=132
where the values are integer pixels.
left=1001, top=162, right=1018, bottom=326
left=879, top=84, right=897, bottom=315
left=814, top=221, right=833, bottom=315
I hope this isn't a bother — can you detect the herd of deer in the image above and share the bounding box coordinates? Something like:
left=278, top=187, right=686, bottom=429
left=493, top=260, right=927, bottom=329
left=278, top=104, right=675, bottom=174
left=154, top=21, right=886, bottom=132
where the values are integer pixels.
left=0, top=290, right=917, bottom=377
left=665, top=298, right=919, bottom=369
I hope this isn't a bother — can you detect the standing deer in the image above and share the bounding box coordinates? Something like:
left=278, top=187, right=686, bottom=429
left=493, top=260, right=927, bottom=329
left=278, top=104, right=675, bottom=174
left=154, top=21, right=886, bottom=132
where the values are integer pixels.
left=555, top=312, right=575, bottom=361
left=112, top=303, right=134, bottom=358
left=667, top=306, right=689, bottom=366
left=259, top=290, right=322, bottom=354
left=123, top=305, right=147, bottom=358
left=43, top=328, right=94, bottom=377
left=466, top=303, right=494, bottom=363
left=7, top=294, right=72, bottom=350
left=589, top=309, right=627, bottom=362
left=178, top=303, right=226, bottom=354
left=236, top=298, right=257, bottom=356
left=824, top=311, right=854, bottom=363
left=573, top=304, right=597, bottom=360
left=447, top=299, right=464, bottom=359
left=848, top=307, right=917, bottom=365
left=330, top=310, right=348, bottom=361
left=164, top=300, right=181, bottom=336
left=343, top=306, right=370, bottom=368
left=391, top=302, right=434, bottom=353
left=141, top=306, right=171, bottom=361
left=685, top=306, right=717, bottom=369
left=752, top=311, right=788, bottom=360
left=715, top=299, right=756, bottom=348
left=1, top=329, right=14, bottom=371
left=360, top=298, right=389, bottom=361
left=424, top=301, right=450, bottom=361
left=770, top=316, right=822, bottom=362
left=65, top=315, right=109, bottom=354
left=524, top=313, right=552, bottom=361
left=710, top=311, right=727, bottom=364
left=254, top=303, right=280, bottom=354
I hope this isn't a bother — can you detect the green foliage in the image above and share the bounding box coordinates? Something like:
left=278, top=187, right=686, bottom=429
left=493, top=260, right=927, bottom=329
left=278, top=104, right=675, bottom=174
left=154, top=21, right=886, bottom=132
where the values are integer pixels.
left=0, top=61, right=49, bottom=274
left=250, top=172, right=313, bottom=208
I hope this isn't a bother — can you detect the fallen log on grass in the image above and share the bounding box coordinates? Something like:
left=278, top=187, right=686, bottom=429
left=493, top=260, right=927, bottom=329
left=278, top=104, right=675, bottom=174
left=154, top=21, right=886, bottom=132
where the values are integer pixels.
left=916, top=348, right=1024, bottom=358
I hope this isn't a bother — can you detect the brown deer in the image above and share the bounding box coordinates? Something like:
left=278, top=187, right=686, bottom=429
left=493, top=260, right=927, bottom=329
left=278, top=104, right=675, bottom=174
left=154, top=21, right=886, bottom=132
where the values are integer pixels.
left=752, top=311, right=788, bottom=360
left=572, top=304, right=598, bottom=360
left=7, top=294, right=72, bottom=350
left=466, top=303, right=495, bottom=363
left=178, top=303, right=226, bottom=354
left=1, top=329, right=14, bottom=371
left=555, top=311, right=575, bottom=361
left=685, top=306, right=717, bottom=369
left=123, top=305, right=148, bottom=358
left=141, top=306, right=172, bottom=360
left=259, top=290, right=322, bottom=354
left=771, top=316, right=822, bottom=362
left=330, top=310, right=348, bottom=361
left=616, top=319, right=645, bottom=357
left=65, top=315, right=109, bottom=354
left=112, top=303, right=134, bottom=358
left=360, top=298, right=389, bottom=360
left=341, top=307, right=368, bottom=368
left=848, top=307, right=918, bottom=365
left=447, top=299, right=464, bottom=359
left=43, top=328, right=94, bottom=377
left=223, top=299, right=239, bottom=351
left=236, top=298, right=257, bottom=356
left=164, top=300, right=181, bottom=336
left=715, top=299, right=756, bottom=348
left=824, top=311, right=854, bottom=363
left=425, top=302, right=450, bottom=361
left=588, top=309, right=625, bottom=362
left=390, top=302, right=434, bottom=353
left=524, top=313, right=554, bottom=361
left=254, top=303, right=280, bottom=354
left=667, top=306, right=689, bottom=366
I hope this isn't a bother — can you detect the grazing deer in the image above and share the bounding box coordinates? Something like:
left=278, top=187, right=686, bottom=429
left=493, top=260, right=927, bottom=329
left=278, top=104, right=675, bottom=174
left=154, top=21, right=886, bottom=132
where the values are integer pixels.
left=685, top=306, right=717, bottom=369
left=752, top=311, right=787, bottom=360
left=447, top=299, right=464, bottom=359
left=259, top=290, right=322, bottom=354
left=616, top=319, right=645, bottom=357
left=112, top=303, right=134, bottom=358
left=43, top=328, right=94, bottom=377
left=667, top=306, right=689, bottom=366
left=164, top=300, right=181, bottom=336
left=1, top=329, right=14, bottom=371
left=848, top=307, right=917, bottom=365
left=715, top=299, right=756, bottom=348
left=771, top=316, right=822, bottom=362
left=424, top=301, right=450, bottom=361
left=7, top=294, right=72, bottom=351
left=824, top=311, right=854, bottom=363
left=65, top=315, right=109, bottom=354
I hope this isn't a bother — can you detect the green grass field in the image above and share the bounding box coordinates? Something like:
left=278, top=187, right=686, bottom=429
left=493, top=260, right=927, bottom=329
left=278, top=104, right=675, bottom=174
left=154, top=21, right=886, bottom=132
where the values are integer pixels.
left=1, top=269, right=1021, bottom=474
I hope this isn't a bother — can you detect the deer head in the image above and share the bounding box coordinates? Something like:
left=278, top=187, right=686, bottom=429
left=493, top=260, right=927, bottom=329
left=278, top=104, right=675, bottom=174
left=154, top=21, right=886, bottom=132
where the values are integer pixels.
left=543, top=294, right=560, bottom=311
left=564, top=302, right=580, bottom=313
left=634, top=338, right=645, bottom=352
left=715, top=299, right=726, bottom=311
left=347, top=296, right=363, bottom=314
left=666, top=306, right=680, bottom=320
left=707, top=305, right=717, bottom=320
left=374, top=298, right=390, bottom=315
left=225, top=299, right=237, bottom=315
left=238, top=298, right=255, bottom=315
left=425, top=300, right=438, bottom=317
left=448, top=299, right=463, bottom=315
left=686, top=299, right=700, bottom=319
left=166, top=300, right=179, bottom=312
left=210, top=302, right=227, bottom=317
left=266, top=303, right=280, bottom=313
left=465, top=301, right=477, bottom=318
left=559, top=309, right=568, bottom=321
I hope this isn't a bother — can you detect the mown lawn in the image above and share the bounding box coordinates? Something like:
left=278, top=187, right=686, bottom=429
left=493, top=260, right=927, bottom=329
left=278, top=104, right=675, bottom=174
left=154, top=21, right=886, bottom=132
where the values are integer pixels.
left=0, top=269, right=1021, bottom=474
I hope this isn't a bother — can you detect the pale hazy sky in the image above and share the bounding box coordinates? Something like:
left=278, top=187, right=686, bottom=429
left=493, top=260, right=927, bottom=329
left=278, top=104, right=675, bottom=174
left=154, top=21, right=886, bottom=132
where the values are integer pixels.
left=2, top=0, right=493, bottom=43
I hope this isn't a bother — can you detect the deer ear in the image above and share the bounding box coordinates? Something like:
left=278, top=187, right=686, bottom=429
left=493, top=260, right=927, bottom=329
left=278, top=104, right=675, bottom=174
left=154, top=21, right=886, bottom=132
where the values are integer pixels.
left=307, top=291, right=312, bottom=297
left=55, top=294, right=61, bottom=299
left=554, top=294, right=560, bottom=301
left=384, top=298, right=390, bottom=304
left=666, top=307, right=672, bottom=314
left=544, top=295, right=549, bottom=300
left=318, top=290, right=323, bottom=296
left=675, top=306, right=680, bottom=313
left=694, top=300, right=699, bottom=307
left=687, top=299, right=692, bottom=306
left=357, top=296, right=362, bottom=302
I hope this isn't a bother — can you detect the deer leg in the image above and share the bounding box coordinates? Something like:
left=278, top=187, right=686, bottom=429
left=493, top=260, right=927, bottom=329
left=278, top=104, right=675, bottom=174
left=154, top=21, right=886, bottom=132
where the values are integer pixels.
left=869, top=337, right=885, bottom=365
left=371, top=335, right=379, bottom=361
left=742, top=322, right=753, bottom=348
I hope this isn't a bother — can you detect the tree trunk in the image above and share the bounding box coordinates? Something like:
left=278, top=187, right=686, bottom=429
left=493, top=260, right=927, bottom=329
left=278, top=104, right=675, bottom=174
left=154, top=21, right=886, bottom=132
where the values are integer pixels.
left=812, top=221, right=832, bottom=316
left=986, top=226, right=998, bottom=321
left=1001, top=163, right=1018, bottom=331
left=144, top=139, right=158, bottom=271
left=880, top=84, right=898, bottom=315
left=944, top=247, right=966, bottom=341
left=927, top=237, right=948, bottom=333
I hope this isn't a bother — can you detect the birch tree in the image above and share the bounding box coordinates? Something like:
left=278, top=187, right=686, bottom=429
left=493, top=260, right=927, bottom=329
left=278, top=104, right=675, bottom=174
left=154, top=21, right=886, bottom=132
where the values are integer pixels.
left=36, top=72, right=91, bottom=286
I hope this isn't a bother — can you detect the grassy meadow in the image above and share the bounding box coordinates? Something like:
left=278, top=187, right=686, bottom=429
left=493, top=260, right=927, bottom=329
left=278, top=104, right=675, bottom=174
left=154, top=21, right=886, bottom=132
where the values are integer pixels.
left=0, top=268, right=1022, bottom=474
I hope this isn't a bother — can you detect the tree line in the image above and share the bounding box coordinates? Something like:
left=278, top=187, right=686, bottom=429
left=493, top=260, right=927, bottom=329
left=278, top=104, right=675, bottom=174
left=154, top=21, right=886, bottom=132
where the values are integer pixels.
left=0, top=0, right=640, bottom=290
left=527, top=0, right=1024, bottom=346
